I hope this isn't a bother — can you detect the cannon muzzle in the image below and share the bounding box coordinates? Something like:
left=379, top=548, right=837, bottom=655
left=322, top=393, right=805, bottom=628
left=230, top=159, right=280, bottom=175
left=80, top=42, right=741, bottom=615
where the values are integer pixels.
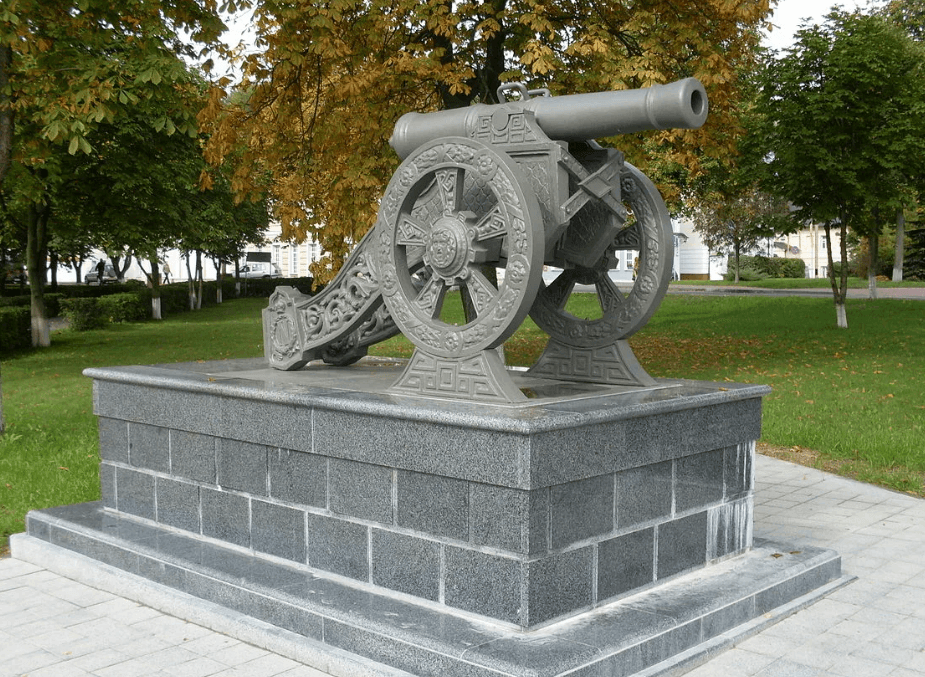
left=390, top=78, right=708, bottom=159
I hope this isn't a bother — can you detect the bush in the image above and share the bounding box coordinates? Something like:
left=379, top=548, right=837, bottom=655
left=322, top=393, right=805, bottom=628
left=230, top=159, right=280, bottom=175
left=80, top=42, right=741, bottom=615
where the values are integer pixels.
left=728, top=255, right=806, bottom=279
left=43, top=293, right=64, bottom=318
left=97, top=293, right=147, bottom=323
left=0, top=292, right=61, bottom=316
left=60, top=298, right=107, bottom=331
left=235, top=276, right=315, bottom=298
left=0, top=306, right=30, bottom=352
left=723, top=266, right=769, bottom=282
left=0, top=295, right=29, bottom=308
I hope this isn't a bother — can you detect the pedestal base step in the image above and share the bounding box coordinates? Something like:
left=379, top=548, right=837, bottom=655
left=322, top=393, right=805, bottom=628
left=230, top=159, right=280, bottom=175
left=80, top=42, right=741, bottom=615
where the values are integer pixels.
left=19, top=503, right=850, bottom=677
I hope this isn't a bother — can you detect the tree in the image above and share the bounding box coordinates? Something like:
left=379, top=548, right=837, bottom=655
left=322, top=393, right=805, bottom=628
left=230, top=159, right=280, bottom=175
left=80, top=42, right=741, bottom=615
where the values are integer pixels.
left=201, top=0, right=772, bottom=284
left=755, top=10, right=925, bottom=327
left=0, top=0, right=224, bottom=346
left=690, top=178, right=791, bottom=283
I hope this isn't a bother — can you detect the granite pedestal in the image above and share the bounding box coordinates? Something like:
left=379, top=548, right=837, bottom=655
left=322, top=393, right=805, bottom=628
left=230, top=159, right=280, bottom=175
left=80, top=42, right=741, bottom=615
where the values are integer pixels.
left=22, top=358, right=847, bottom=676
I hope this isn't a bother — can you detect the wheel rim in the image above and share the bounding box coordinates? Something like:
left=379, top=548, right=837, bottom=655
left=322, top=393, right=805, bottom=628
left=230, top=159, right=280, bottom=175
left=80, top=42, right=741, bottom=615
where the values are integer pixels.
left=529, top=162, right=673, bottom=347
left=378, top=138, right=544, bottom=359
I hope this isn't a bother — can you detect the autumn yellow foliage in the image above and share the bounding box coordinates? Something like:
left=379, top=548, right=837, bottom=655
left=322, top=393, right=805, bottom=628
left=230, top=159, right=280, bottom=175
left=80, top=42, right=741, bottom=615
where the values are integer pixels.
left=200, top=0, right=772, bottom=283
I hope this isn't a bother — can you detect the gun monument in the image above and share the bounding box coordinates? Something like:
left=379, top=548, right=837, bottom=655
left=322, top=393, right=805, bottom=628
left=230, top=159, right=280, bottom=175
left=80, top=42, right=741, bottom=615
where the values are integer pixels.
left=263, top=78, right=708, bottom=402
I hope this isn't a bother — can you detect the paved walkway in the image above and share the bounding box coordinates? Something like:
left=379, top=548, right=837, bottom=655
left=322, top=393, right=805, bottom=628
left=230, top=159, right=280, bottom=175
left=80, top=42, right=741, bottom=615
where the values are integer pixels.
left=2, top=455, right=924, bottom=677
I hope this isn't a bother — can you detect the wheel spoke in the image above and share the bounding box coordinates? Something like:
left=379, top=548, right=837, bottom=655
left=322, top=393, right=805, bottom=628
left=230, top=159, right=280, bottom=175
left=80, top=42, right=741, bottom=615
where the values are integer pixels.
left=413, top=273, right=447, bottom=319
left=596, top=274, right=625, bottom=314
left=472, top=204, right=506, bottom=241
left=405, top=245, right=426, bottom=268
left=435, top=167, right=465, bottom=215
left=545, top=270, right=577, bottom=311
left=464, top=268, right=500, bottom=316
left=397, top=216, right=428, bottom=246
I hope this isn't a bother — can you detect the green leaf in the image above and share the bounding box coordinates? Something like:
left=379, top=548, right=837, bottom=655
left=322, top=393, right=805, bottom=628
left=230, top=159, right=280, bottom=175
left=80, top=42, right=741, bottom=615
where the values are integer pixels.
left=68, top=136, right=79, bottom=155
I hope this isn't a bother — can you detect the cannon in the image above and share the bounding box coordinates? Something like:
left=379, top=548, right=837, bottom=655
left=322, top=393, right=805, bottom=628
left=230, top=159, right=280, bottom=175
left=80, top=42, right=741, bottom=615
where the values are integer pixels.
left=263, top=78, right=708, bottom=402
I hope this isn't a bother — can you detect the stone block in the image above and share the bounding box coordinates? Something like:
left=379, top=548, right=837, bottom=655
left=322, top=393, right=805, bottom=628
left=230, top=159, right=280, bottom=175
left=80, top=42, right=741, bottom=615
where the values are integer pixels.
left=220, top=398, right=312, bottom=453
left=598, top=527, right=655, bottom=601
left=396, top=470, right=468, bottom=541
left=128, top=422, right=169, bottom=473
left=251, top=499, right=306, bottom=564
left=616, top=461, right=672, bottom=529
left=444, top=546, right=523, bottom=625
left=527, top=546, right=594, bottom=626
left=169, top=429, right=216, bottom=484
left=675, top=448, right=725, bottom=512
left=155, top=477, right=200, bottom=534
left=724, top=442, right=754, bottom=500
left=371, top=529, right=440, bottom=601
left=115, top=467, right=155, bottom=520
left=470, top=483, right=547, bottom=554
left=708, top=498, right=753, bottom=560
left=200, top=488, right=250, bottom=548
left=307, top=513, right=368, bottom=582
left=657, top=511, right=708, bottom=579
left=329, top=458, right=392, bottom=524
left=100, top=462, right=116, bottom=510
left=216, top=438, right=268, bottom=496
left=269, top=448, right=326, bottom=508
left=98, top=417, right=128, bottom=463
left=529, top=421, right=628, bottom=486
left=623, top=408, right=684, bottom=466
left=162, top=389, right=223, bottom=438
left=314, top=408, right=528, bottom=487
left=549, top=474, right=614, bottom=549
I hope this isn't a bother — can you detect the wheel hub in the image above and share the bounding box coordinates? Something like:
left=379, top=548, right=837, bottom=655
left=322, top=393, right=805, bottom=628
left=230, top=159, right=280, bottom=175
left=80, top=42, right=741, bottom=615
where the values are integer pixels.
left=423, top=214, right=475, bottom=282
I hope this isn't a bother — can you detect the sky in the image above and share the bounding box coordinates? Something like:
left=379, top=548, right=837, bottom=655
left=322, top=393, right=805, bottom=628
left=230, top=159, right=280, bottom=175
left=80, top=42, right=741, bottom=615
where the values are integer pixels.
left=762, top=0, right=884, bottom=50
left=215, top=1, right=886, bottom=76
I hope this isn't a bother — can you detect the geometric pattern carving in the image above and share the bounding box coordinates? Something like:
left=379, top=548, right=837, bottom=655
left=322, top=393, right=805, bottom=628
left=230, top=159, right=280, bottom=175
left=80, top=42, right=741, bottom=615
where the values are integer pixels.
left=390, top=348, right=526, bottom=402
left=529, top=338, right=656, bottom=387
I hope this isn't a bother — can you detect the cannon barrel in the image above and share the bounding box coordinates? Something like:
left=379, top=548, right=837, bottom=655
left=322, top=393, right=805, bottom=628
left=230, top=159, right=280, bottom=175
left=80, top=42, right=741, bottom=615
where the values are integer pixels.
left=390, top=77, right=708, bottom=160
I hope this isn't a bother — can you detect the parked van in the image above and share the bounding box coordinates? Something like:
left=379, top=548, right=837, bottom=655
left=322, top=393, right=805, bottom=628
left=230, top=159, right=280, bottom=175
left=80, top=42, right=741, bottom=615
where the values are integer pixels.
left=239, top=262, right=282, bottom=279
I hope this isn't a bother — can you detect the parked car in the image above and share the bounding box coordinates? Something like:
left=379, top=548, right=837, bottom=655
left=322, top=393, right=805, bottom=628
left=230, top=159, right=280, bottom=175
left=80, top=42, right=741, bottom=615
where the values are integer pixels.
left=239, top=262, right=282, bottom=279
left=85, top=263, right=118, bottom=284
left=2, top=262, right=27, bottom=285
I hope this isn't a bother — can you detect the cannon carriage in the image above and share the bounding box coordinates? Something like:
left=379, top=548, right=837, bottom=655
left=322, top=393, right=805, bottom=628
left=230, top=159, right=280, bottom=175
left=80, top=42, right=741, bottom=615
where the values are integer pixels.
left=263, top=78, right=708, bottom=402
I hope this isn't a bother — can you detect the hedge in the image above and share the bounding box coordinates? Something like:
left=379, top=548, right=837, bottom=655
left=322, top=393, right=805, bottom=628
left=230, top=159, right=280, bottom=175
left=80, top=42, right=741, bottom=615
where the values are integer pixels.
left=60, top=297, right=108, bottom=331
left=727, top=255, right=806, bottom=279
left=98, top=293, right=148, bottom=323
left=0, top=306, right=30, bottom=352
left=0, top=292, right=62, bottom=317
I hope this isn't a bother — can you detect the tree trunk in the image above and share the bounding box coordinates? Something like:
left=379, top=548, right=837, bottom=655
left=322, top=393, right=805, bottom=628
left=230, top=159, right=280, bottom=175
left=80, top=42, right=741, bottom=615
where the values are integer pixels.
left=867, top=232, right=878, bottom=300
left=0, top=44, right=13, bottom=186
left=184, top=254, right=197, bottom=309
left=234, top=259, right=241, bottom=297
left=893, top=209, right=905, bottom=282
left=27, top=202, right=51, bottom=347
left=110, top=254, right=132, bottom=282
left=139, top=257, right=163, bottom=320
left=734, top=240, right=741, bottom=284
left=824, top=220, right=848, bottom=329
left=214, top=258, right=223, bottom=304
left=195, top=250, right=203, bottom=310
left=49, top=249, right=58, bottom=291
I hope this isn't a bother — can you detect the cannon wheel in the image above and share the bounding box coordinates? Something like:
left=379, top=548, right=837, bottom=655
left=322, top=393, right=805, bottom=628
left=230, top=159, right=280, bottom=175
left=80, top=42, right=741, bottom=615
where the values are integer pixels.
left=529, top=162, right=673, bottom=348
left=377, top=137, right=545, bottom=359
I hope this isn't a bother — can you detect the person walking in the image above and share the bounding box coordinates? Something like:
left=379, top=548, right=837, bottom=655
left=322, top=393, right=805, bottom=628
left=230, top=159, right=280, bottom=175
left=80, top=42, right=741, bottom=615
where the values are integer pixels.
left=96, top=259, right=106, bottom=285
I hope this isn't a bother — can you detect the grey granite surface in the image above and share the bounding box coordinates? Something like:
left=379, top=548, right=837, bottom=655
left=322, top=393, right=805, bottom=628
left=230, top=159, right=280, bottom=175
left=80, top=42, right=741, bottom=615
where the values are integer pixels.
left=23, top=502, right=848, bottom=677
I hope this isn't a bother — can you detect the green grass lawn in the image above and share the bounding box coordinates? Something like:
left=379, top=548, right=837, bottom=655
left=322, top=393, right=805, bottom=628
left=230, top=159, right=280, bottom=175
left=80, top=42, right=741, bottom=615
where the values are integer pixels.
left=2, top=290, right=923, bottom=551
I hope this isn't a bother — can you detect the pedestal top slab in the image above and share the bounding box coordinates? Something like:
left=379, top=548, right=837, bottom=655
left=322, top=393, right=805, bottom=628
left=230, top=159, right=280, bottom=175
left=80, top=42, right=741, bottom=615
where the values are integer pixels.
left=85, top=357, right=770, bottom=436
